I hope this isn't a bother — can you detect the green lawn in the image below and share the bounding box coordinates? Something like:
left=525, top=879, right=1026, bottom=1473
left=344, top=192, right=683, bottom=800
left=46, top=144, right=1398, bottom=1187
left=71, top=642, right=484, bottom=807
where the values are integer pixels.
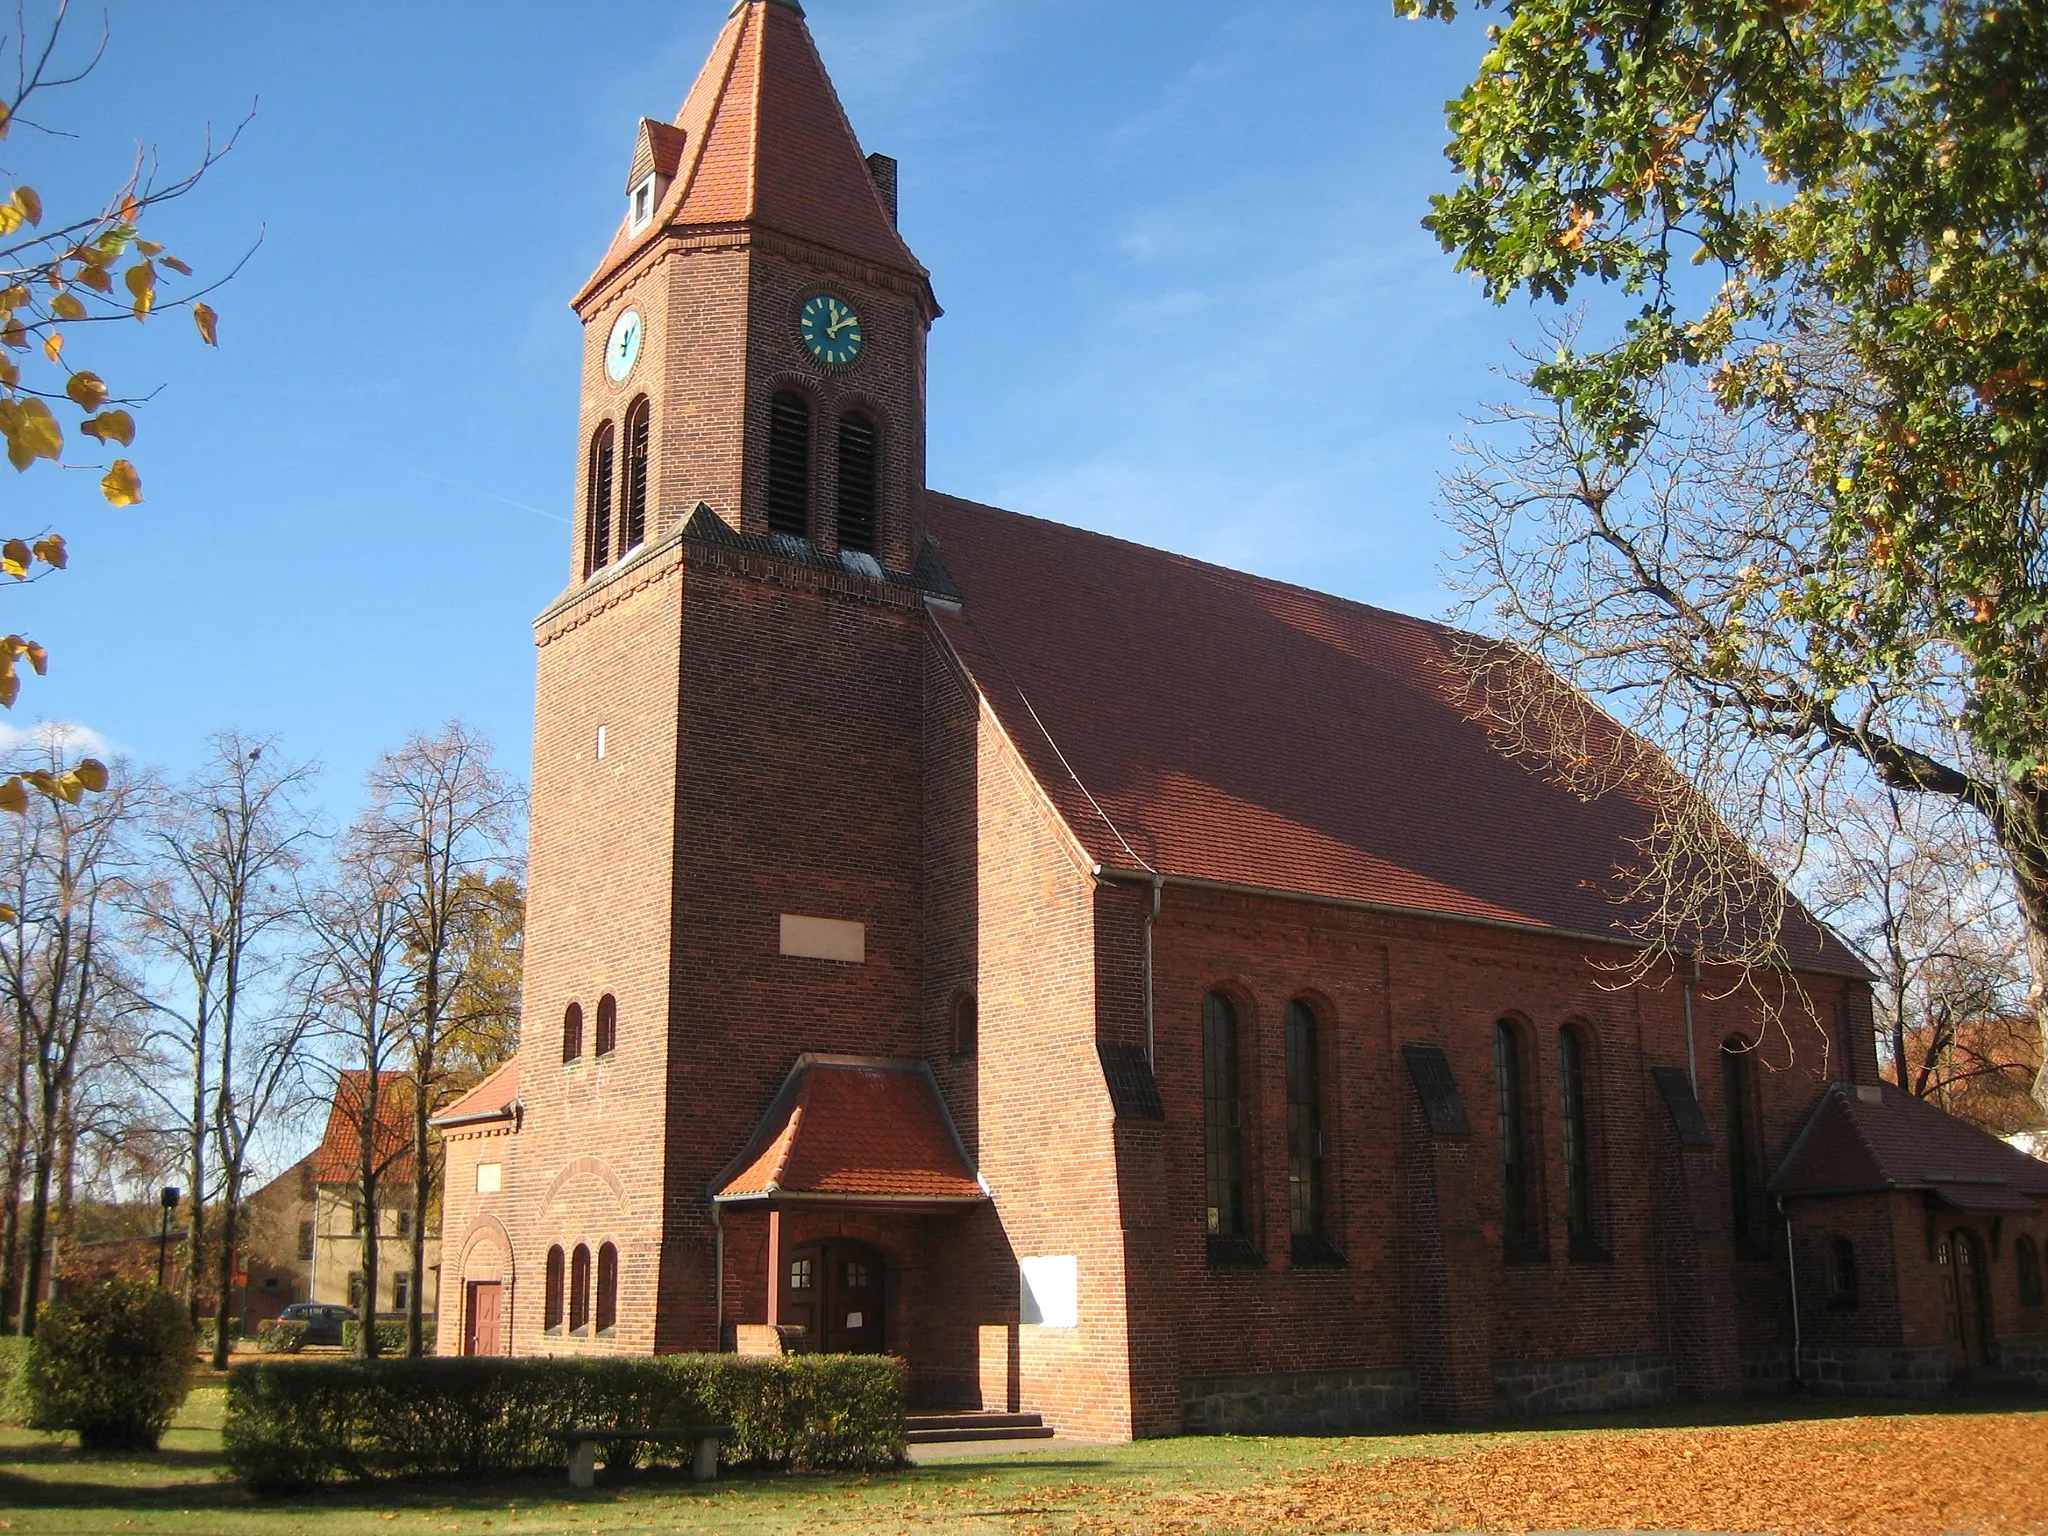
left=4, top=1387, right=2046, bottom=1536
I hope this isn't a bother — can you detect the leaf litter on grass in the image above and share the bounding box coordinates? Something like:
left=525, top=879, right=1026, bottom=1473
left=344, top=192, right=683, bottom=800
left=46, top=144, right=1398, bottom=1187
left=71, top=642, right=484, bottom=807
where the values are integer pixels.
left=1081, top=1412, right=2048, bottom=1535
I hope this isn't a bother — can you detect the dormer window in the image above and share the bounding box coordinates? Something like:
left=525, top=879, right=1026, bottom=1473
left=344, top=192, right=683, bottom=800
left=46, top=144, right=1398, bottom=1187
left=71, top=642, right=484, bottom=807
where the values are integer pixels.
left=630, top=174, right=659, bottom=234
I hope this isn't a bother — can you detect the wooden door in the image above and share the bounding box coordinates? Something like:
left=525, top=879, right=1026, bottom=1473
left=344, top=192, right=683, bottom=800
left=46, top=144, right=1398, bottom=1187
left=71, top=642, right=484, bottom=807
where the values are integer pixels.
left=785, top=1242, right=884, bottom=1354
left=465, top=1280, right=502, bottom=1357
left=1951, top=1230, right=1992, bottom=1369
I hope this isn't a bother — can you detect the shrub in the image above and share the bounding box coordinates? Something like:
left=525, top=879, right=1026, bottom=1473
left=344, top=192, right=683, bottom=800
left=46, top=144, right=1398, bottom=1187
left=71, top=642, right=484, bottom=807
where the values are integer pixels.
left=339, top=1319, right=411, bottom=1355
left=255, top=1319, right=308, bottom=1355
left=224, top=1353, right=906, bottom=1493
left=26, top=1279, right=195, bottom=1450
left=199, top=1317, right=245, bottom=1349
left=0, top=1334, right=30, bottom=1427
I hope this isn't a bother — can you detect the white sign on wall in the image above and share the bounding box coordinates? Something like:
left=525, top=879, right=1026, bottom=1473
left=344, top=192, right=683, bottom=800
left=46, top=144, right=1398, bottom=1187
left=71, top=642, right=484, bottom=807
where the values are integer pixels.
left=779, top=914, right=866, bottom=964
left=476, top=1163, right=502, bottom=1194
left=1019, top=1255, right=1078, bottom=1329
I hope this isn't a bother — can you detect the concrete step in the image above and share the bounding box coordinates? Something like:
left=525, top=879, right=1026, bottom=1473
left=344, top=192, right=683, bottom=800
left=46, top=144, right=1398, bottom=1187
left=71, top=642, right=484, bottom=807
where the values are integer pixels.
left=905, top=1411, right=1053, bottom=1444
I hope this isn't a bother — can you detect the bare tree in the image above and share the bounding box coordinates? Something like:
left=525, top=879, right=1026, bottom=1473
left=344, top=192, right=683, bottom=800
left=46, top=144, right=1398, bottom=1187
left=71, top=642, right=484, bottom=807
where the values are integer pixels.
left=0, top=738, right=135, bottom=1334
left=364, top=724, right=521, bottom=1358
left=1443, top=334, right=2045, bottom=1080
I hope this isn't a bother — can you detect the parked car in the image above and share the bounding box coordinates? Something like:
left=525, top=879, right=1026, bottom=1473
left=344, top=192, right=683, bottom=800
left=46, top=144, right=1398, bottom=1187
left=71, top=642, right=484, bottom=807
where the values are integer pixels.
left=276, top=1301, right=356, bottom=1346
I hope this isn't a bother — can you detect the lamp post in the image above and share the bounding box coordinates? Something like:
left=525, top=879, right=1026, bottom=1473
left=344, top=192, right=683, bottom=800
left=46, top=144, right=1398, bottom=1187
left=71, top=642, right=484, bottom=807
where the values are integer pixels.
left=156, top=1186, right=181, bottom=1287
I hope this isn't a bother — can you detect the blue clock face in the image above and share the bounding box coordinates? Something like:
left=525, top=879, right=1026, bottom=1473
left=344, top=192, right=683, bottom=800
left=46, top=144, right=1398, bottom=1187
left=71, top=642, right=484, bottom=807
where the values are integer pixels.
left=799, top=294, right=864, bottom=367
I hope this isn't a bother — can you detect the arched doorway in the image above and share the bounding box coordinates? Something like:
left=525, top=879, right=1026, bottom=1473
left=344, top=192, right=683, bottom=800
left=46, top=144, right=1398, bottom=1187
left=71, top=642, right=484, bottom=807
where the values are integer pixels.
left=1945, top=1228, right=1995, bottom=1369
left=779, top=1240, right=885, bottom=1354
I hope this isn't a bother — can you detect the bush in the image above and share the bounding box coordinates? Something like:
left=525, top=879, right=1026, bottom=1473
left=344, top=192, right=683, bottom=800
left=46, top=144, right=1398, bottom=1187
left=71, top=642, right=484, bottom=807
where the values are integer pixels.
left=224, top=1353, right=906, bottom=1493
left=199, top=1317, right=244, bottom=1349
left=339, top=1319, right=411, bottom=1355
left=255, top=1319, right=307, bottom=1355
left=26, top=1279, right=195, bottom=1450
left=0, top=1334, right=30, bottom=1427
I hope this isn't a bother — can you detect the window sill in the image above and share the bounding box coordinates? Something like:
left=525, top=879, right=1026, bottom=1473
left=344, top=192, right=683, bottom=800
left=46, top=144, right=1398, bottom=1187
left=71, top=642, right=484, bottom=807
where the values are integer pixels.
left=1504, top=1241, right=1549, bottom=1266
left=1568, top=1237, right=1613, bottom=1264
left=1290, top=1234, right=1346, bottom=1267
left=1205, top=1234, right=1264, bottom=1267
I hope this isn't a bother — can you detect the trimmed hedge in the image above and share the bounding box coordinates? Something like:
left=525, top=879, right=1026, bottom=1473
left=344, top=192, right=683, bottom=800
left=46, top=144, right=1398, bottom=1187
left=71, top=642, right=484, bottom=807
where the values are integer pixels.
left=339, top=1319, right=411, bottom=1355
left=224, top=1353, right=906, bottom=1493
left=0, top=1334, right=30, bottom=1427
left=255, top=1319, right=307, bottom=1355
left=26, top=1279, right=194, bottom=1450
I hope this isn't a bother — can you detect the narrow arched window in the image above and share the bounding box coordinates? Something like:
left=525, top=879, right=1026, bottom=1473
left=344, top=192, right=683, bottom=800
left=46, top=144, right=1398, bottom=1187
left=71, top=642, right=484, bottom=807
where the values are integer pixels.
left=544, top=1245, right=565, bottom=1331
left=953, top=992, right=977, bottom=1058
left=1202, top=992, right=1248, bottom=1254
left=1283, top=1000, right=1326, bottom=1254
left=1722, top=1039, right=1766, bottom=1249
left=1495, top=1021, right=1534, bottom=1252
left=619, top=397, right=650, bottom=555
left=1829, top=1236, right=1859, bottom=1310
left=596, top=1242, right=619, bottom=1333
left=562, top=1002, right=584, bottom=1063
left=1558, top=1025, right=1593, bottom=1247
left=570, top=1244, right=592, bottom=1331
left=584, top=422, right=616, bottom=577
left=2018, top=1237, right=2044, bottom=1306
left=836, top=411, right=877, bottom=555
left=767, top=391, right=812, bottom=538
left=595, top=994, right=618, bottom=1057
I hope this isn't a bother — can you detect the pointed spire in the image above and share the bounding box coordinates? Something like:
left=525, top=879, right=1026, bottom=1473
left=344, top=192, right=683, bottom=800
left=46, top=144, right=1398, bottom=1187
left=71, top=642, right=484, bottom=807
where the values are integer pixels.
left=593, top=0, right=923, bottom=287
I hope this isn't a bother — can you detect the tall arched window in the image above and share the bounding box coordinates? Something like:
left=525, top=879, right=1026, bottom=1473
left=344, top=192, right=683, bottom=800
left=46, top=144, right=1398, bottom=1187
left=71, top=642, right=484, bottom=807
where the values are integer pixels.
left=595, top=994, right=618, bottom=1058
left=619, top=397, right=650, bottom=555
left=1558, top=1025, right=1594, bottom=1248
left=596, top=1242, right=619, bottom=1333
left=1829, top=1236, right=1860, bottom=1310
left=2018, top=1237, right=2044, bottom=1306
left=1284, top=1000, right=1328, bottom=1257
left=584, top=422, right=616, bottom=577
left=1202, top=991, right=1249, bottom=1256
left=767, top=391, right=812, bottom=538
left=952, top=992, right=977, bottom=1058
left=544, top=1245, right=566, bottom=1331
left=836, top=411, right=877, bottom=555
left=570, top=1244, right=592, bottom=1331
left=562, top=1002, right=584, bottom=1063
left=1722, top=1038, right=1767, bottom=1250
left=1495, top=1021, right=1535, bottom=1252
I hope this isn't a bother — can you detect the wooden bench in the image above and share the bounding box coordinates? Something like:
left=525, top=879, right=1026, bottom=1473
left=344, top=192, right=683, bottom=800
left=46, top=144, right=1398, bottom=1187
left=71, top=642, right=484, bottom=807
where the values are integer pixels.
left=552, top=1425, right=733, bottom=1489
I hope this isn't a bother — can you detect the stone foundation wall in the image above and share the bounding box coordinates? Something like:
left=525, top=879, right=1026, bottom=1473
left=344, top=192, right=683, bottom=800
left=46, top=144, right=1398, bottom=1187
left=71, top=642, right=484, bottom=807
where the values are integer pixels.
left=2000, top=1340, right=2048, bottom=1388
left=1801, top=1344, right=1954, bottom=1396
left=1493, top=1354, right=1675, bottom=1416
left=1182, top=1368, right=1417, bottom=1434
left=1742, top=1347, right=1796, bottom=1392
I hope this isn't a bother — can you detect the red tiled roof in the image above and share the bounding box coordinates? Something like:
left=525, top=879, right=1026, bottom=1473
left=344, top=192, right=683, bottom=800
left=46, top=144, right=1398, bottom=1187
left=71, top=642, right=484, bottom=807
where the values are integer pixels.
left=1771, top=1082, right=2048, bottom=1203
left=924, top=495, right=1865, bottom=974
left=580, top=0, right=925, bottom=303
left=311, top=1071, right=417, bottom=1186
left=431, top=1060, right=520, bottom=1130
left=716, top=1055, right=985, bottom=1204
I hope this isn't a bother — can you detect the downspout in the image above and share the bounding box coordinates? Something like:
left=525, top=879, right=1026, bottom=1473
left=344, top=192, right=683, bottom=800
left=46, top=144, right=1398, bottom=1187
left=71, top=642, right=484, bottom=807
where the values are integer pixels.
left=1142, top=873, right=1163, bottom=1067
left=710, top=1200, right=725, bottom=1352
left=1683, top=957, right=1701, bottom=1093
left=1778, top=1195, right=1803, bottom=1388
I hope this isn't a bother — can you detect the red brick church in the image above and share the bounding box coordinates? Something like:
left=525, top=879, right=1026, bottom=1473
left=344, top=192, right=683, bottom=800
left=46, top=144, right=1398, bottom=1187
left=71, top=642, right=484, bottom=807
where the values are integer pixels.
left=432, top=0, right=2048, bottom=1438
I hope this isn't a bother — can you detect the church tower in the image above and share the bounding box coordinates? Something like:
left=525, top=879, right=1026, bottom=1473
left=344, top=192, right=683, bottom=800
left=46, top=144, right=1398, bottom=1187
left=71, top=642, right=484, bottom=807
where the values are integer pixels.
left=509, top=0, right=953, bottom=1360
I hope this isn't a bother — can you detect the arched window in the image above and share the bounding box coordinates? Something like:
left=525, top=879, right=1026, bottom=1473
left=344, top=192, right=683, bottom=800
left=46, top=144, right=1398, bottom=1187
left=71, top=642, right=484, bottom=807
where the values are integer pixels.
left=570, top=1244, right=592, bottom=1331
left=1558, top=1025, right=1594, bottom=1248
left=544, top=1245, right=565, bottom=1331
left=953, top=992, right=977, bottom=1058
left=595, top=1242, right=619, bottom=1333
left=595, top=994, right=618, bottom=1058
left=1202, top=991, right=1249, bottom=1256
left=767, top=391, right=812, bottom=538
left=2018, top=1237, right=2044, bottom=1307
left=1829, top=1236, right=1860, bottom=1310
left=619, top=397, right=650, bottom=555
left=584, top=422, right=616, bottom=577
left=1722, top=1038, right=1768, bottom=1250
left=836, top=411, right=877, bottom=555
left=1495, top=1021, right=1535, bottom=1253
left=1284, top=1000, right=1329, bottom=1257
left=562, top=1002, right=584, bottom=1063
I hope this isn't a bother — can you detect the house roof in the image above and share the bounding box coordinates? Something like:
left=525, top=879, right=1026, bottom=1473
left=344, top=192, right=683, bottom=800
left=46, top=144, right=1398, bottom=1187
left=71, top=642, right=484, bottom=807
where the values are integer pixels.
left=310, top=1071, right=416, bottom=1186
left=578, top=0, right=926, bottom=307
left=430, top=1060, right=521, bottom=1131
left=1771, top=1082, right=2048, bottom=1206
left=714, top=1055, right=985, bottom=1205
left=923, top=494, right=1865, bottom=974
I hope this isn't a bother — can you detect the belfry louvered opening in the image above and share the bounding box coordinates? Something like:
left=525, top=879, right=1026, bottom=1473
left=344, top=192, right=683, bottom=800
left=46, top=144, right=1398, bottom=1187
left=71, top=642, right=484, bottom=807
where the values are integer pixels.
left=584, top=423, right=616, bottom=577
left=836, top=412, right=877, bottom=555
left=619, top=397, right=650, bottom=555
left=768, top=391, right=812, bottom=538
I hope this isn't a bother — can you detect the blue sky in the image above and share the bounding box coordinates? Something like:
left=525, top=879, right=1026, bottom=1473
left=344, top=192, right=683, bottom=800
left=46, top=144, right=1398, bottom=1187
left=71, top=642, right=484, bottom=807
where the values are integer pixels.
left=5, top=0, right=1527, bottom=817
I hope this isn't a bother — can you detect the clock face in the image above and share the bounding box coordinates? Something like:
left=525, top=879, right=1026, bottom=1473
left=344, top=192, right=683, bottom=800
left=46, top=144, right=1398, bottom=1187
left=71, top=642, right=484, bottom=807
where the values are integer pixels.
left=605, top=309, right=644, bottom=383
left=799, top=294, right=864, bottom=367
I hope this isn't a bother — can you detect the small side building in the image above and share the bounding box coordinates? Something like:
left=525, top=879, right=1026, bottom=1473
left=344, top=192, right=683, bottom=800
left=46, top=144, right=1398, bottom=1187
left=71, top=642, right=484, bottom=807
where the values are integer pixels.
left=308, top=1071, right=442, bottom=1321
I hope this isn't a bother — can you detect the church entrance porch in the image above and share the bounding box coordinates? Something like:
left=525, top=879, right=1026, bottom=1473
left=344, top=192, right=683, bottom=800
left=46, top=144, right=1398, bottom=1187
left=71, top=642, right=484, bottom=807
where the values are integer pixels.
left=781, top=1239, right=885, bottom=1354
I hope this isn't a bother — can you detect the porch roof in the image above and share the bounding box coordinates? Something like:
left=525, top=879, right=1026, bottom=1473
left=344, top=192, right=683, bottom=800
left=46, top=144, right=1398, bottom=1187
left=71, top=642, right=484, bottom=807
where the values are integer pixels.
left=1771, top=1082, right=2048, bottom=1206
left=713, top=1055, right=986, bottom=1206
